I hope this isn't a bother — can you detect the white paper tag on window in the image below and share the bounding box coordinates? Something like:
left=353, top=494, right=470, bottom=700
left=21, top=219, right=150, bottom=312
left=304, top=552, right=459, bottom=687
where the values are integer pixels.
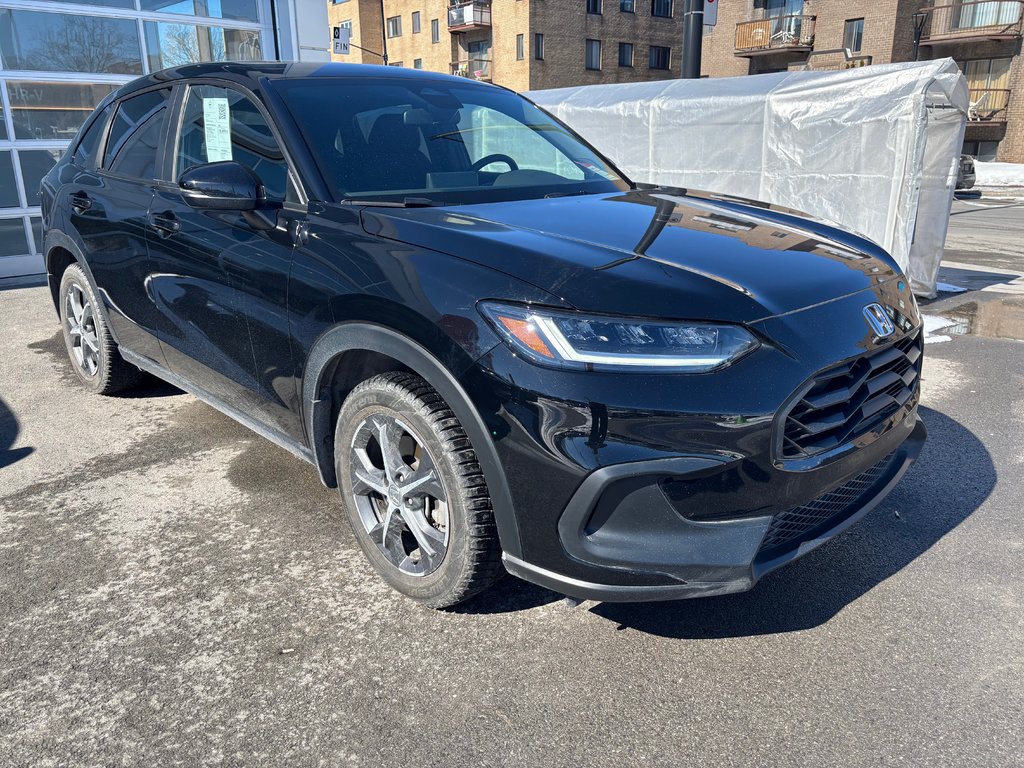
left=203, top=97, right=232, bottom=162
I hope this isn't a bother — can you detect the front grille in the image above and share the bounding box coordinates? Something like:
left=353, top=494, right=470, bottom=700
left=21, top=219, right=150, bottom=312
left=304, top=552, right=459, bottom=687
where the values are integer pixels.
left=758, top=452, right=895, bottom=553
left=780, top=332, right=922, bottom=461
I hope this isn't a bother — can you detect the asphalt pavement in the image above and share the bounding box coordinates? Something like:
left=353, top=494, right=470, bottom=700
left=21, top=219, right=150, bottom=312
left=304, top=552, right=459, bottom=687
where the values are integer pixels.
left=1, top=242, right=1023, bottom=764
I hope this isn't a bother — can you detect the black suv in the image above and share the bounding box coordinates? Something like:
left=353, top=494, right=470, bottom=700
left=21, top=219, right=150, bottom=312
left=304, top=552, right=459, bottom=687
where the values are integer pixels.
left=41, top=63, right=925, bottom=608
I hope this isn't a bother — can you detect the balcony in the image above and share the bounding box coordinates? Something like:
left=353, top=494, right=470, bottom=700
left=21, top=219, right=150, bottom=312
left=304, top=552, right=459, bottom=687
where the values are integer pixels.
left=448, top=1, right=491, bottom=31
left=919, top=1, right=1024, bottom=45
left=968, top=87, right=1011, bottom=121
left=792, top=48, right=873, bottom=71
left=451, top=58, right=491, bottom=81
left=735, top=15, right=816, bottom=56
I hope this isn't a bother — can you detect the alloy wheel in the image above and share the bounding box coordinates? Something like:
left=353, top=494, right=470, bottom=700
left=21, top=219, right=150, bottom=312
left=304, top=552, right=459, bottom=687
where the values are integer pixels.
left=349, top=414, right=450, bottom=576
left=65, top=283, right=100, bottom=377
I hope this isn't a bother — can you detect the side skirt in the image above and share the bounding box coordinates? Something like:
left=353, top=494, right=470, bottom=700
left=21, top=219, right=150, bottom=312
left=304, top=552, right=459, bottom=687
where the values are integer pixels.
left=120, top=347, right=316, bottom=467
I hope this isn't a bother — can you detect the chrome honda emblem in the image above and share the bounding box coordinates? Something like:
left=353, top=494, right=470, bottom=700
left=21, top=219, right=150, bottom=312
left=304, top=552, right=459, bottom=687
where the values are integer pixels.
left=863, top=303, right=895, bottom=338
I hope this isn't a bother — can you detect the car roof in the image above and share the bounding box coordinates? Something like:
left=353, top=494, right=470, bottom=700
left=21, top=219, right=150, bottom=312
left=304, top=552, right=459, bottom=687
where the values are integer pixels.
left=115, top=61, right=488, bottom=100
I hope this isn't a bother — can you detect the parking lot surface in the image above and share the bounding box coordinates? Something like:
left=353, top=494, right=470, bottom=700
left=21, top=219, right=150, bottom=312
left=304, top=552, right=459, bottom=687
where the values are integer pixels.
left=1, top=280, right=1022, bottom=766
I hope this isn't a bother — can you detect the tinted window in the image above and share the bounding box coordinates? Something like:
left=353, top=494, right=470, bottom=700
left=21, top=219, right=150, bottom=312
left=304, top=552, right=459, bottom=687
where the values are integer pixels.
left=175, top=85, right=289, bottom=202
left=104, top=89, right=171, bottom=179
left=274, top=77, right=629, bottom=205
left=74, top=104, right=113, bottom=168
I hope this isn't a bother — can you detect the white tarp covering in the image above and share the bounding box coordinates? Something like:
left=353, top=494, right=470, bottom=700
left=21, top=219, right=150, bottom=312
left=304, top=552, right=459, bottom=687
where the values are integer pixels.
left=527, top=60, right=968, bottom=298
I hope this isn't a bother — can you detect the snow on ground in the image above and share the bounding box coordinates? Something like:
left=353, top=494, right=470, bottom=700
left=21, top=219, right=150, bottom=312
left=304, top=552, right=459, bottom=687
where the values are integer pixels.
left=974, top=161, right=1024, bottom=187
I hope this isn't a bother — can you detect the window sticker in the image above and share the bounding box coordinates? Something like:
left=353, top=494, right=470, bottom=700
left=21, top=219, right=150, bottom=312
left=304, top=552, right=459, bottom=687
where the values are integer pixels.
left=202, top=97, right=232, bottom=162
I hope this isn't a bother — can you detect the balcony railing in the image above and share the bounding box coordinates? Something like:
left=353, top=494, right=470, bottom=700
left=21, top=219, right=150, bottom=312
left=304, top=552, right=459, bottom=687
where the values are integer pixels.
left=968, top=87, right=1011, bottom=120
left=919, top=1, right=1024, bottom=44
left=451, top=58, right=491, bottom=81
left=448, top=1, right=491, bottom=30
left=735, top=15, right=816, bottom=55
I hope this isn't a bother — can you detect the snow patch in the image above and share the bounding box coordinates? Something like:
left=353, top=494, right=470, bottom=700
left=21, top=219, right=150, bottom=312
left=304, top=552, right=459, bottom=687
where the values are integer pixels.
left=974, top=161, right=1024, bottom=187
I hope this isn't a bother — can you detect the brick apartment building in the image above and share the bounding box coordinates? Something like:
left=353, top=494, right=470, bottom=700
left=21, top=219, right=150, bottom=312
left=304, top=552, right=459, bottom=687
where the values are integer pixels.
left=328, top=0, right=1024, bottom=162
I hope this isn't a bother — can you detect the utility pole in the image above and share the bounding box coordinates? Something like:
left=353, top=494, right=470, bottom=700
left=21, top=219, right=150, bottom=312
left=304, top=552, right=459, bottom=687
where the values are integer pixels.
left=682, top=0, right=704, bottom=79
left=379, top=0, right=389, bottom=65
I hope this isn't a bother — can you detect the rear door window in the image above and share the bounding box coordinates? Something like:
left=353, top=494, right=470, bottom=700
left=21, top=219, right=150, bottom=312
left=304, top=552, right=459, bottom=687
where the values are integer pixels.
left=175, top=84, right=289, bottom=202
left=103, top=88, right=172, bottom=179
left=73, top=104, right=113, bottom=169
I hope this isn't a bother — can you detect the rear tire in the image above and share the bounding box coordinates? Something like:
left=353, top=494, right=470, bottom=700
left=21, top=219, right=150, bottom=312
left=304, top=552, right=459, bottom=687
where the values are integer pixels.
left=335, top=372, right=504, bottom=608
left=58, top=263, right=143, bottom=395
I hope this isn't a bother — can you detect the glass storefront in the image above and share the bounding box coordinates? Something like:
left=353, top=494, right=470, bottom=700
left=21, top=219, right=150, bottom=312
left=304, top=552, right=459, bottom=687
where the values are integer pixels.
left=0, top=0, right=274, bottom=278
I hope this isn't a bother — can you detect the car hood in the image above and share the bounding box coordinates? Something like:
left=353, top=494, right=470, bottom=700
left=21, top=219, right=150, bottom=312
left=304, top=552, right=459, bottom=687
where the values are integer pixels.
left=357, top=188, right=901, bottom=323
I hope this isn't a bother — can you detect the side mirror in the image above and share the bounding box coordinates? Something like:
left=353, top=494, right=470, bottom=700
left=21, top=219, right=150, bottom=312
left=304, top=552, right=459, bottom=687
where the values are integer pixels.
left=179, top=161, right=268, bottom=211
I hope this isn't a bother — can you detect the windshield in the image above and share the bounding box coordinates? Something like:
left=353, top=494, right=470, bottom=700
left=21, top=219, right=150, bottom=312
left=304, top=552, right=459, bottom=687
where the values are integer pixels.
left=272, top=76, right=631, bottom=205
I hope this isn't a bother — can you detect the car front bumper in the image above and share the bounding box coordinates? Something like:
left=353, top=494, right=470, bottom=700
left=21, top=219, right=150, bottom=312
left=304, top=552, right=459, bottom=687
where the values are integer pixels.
left=502, top=416, right=926, bottom=602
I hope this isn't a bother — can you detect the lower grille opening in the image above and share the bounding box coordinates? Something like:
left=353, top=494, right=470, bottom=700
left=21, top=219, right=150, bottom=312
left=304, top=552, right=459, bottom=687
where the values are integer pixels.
left=757, top=451, right=896, bottom=556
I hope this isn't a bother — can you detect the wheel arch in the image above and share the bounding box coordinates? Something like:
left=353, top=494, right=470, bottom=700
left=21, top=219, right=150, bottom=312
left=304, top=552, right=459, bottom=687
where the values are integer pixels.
left=43, top=231, right=98, bottom=321
left=303, top=322, right=522, bottom=559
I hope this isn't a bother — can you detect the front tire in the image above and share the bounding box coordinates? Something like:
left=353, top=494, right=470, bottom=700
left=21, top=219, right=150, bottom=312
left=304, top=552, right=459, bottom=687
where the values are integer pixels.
left=335, top=372, right=503, bottom=608
left=58, top=263, right=143, bottom=394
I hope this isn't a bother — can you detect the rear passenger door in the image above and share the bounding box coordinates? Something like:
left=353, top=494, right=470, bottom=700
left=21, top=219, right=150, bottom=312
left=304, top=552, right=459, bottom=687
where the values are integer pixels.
left=66, top=87, right=173, bottom=365
left=145, top=82, right=304, bottom=438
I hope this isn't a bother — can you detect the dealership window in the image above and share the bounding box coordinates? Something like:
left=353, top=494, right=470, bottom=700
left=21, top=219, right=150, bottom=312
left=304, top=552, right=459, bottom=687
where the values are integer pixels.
left=585, top=39, right=602, bottom=70
left=843, top=18, right=864, bottom=53
left=386, top=15, right=402, bottom=37
left=0, top=9, right=143, bottom=74
left=516, top=34, right=525, bottom=60
left=618, top=42, right=634, bottom=67
left=140, top=0, right=259, bottom=23
left=535, top=33, right=544, bottom=60
left=0, top=1, right=274, bottom=279
left=412, top=11, right=421, bottom=33
left=431, top=18, right=440, bottom=43
left=587, top=0, right=602, bottom=14
left=621, top=0, right=635, bottom=12
left=651, top=0, right=673, bottom=18
left=649, top=45, right=671, bottom=69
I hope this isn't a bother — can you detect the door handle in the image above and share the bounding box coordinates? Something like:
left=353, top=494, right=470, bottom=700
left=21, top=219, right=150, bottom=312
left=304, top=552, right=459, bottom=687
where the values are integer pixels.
left=149, top=211, right=180, bottom=237
left=70, top=192, right=92, bottom=215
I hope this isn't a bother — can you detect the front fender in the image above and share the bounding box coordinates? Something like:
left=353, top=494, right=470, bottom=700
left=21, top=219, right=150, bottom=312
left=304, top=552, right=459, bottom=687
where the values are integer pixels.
left=302, top=322, right=522, bottom=559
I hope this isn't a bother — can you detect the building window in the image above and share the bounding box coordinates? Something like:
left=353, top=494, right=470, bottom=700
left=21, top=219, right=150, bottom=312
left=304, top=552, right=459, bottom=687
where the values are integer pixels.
left=585, top=39, right=602, bottom=70
left=431, top=18, right=440, bottom=43
left=962, top=58, right=1013, bottom=119
left=386, top=15, right=402, bottom=38
left=413, top=58, right=423, bottom=69
left=587, top=0, right=603, bottom=14
left=412, top=11, right=421, bottom=33
left=843, top=18, right=864, bottom=53
left=535, top=33, right=544, bottom=60
left=618, top=42, right=634, bottom=67
left=651, top=0, right=673, bottom=18
left=649, top=44, right=671, bottom=69
left=620, top=0, right=636, bottom=12
left=962, top=140, right=999, bottom=162
left=516, top=34, right=525, bottom=60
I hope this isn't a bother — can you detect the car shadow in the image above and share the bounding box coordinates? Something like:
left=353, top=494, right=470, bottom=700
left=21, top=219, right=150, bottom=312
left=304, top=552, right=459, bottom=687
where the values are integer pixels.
left=0, top=394, right=34, bottom=470
left=588, top=406, right=992, bottom=638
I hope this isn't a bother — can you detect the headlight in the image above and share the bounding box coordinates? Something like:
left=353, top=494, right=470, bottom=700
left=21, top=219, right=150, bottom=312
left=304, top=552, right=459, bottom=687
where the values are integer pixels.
left=479, top=302, right=759, bottom=373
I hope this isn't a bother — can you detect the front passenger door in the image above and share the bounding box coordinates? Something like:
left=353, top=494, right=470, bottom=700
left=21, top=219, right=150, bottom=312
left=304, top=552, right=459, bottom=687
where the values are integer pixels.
left=146, top=83, right=303, bottom=438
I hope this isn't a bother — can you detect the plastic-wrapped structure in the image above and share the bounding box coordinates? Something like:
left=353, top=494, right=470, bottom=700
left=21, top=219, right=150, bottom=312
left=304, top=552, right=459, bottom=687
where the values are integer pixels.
left=527, top=59, right=968, bottom=297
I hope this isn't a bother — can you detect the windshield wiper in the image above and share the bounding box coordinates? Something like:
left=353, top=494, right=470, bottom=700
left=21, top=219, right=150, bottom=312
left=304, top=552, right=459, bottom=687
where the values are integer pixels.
left=341, top=197, right=445, bottom=208
left=544, top=190, right=593, bottom=199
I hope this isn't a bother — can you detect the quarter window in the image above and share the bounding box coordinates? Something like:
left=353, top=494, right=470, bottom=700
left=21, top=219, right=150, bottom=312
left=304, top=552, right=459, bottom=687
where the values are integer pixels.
left=175, top=85, right=289, bottom=202
left=104, top=89, right=172, bottom=179
left=73, top=104, right=114, bottom=168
